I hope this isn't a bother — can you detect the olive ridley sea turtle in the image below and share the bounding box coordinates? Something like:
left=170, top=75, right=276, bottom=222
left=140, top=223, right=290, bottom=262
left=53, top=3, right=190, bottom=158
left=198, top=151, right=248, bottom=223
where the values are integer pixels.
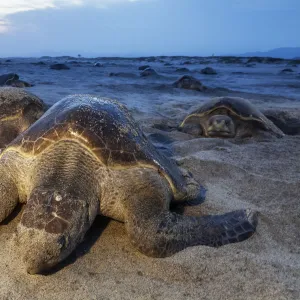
left=0, top=87, right=46, bottom=148
left=179, top=97, right=284, bottom=138
left=0, top=95, right=257, bottom=274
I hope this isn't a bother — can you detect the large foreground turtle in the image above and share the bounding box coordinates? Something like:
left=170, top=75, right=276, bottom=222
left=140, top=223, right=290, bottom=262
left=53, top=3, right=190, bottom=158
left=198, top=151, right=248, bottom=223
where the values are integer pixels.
left=0, top=87, right=46, bottom=148
left=0, top=95, right=257, bottom=274
left=179, top=97, right=284, bottom=138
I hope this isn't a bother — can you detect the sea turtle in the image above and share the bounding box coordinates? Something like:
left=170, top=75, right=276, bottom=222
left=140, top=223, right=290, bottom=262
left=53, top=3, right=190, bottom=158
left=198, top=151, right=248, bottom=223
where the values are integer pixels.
left=50, top=63, right=70, bottom=70
left=0, top=87, right=46, bottom=148
left=0, top=95, right=257, bottom=274
left=201, top=67, right=217, bottom=75
left=179, top=96, right=284, bottom=138
left=0, top=73, right=19, bottom=86
left=173, top=75, right=207, bottom=92
left=0, top=73, right=32, bottom=88
left=140, top=67, right=158, bottom=77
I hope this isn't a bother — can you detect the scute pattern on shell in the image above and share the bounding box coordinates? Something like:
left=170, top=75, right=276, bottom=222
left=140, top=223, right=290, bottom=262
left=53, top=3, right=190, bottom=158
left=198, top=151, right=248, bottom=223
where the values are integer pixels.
left=0, top=87, right=45, bottom=120
left=193, top=97, right=263, bottom=120
left=184, top=97, right=284, bottom=137
left=8, top=95, right=186, bottom=192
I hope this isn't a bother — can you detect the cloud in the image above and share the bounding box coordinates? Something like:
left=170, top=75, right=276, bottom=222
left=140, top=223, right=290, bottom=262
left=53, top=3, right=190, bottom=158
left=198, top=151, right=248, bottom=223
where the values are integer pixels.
left=0, top=0, right=146, bottom=32
left=0, top=20, right=10, bottom=33
left=0, top=0, right=142, bottom=17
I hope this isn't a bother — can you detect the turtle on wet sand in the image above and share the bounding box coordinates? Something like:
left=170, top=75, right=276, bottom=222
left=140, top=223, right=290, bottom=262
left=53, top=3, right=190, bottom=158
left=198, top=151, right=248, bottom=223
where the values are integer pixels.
left=173, top=75, right=207, bottom=92
left=0, top=73, right=33, bottom=88
left=0, top=87, right=46, bottom=148
left=179, top=97, right=284, bottom=138
left=0, top=95, right=257, bottom=274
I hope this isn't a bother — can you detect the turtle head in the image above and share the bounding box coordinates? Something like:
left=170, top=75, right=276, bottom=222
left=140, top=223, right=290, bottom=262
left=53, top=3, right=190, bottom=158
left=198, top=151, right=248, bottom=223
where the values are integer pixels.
left=17, top=187, right=97, bottom=274
left=206, top=115, right=235, bottom=138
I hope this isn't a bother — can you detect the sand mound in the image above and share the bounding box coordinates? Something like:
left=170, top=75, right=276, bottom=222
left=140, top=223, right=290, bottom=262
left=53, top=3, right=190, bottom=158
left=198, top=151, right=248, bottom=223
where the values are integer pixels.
left=0, top=57, right=299, bottom=299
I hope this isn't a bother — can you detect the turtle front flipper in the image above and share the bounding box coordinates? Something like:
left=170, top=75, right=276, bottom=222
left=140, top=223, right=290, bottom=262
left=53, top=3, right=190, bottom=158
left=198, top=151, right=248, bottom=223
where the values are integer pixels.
left=179, top=115, right=204, bottom=136
left=126, top=189, right=257, bottom=257
left=0, top=165, right=19, bottom=222
left=17, top=186, right=99, bottom=274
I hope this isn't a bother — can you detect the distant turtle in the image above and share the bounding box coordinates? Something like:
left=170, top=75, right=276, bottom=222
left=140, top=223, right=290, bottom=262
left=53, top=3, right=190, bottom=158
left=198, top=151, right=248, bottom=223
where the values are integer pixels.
left=179, top=97, right=284, bottom=138
left=138, top=65, right=150, bottom=70
left=176, top=68, right=190, bottom=73
left=0, top=87, right=46, bottom=148
left=0, top=95, right=257, bottom=274
left=94, top=62, right=103, bottom=67
left=280, top=68, right=294, bottom=74
left=0, top=73, right=32, bottom=88
left=201, top=67, right=217, bottom=75
left=173, top=75, right=207, bottom=92
left=50, top=63, right=70, bottom=70
left=140, top=67, right=158, bottom=77
left=0, top=73, right=19, bottom=86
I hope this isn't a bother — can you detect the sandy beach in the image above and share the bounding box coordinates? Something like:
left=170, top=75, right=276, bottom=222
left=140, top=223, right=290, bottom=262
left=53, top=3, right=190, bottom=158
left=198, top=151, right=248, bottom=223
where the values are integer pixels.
left=0, top=56, right=299, bottom=300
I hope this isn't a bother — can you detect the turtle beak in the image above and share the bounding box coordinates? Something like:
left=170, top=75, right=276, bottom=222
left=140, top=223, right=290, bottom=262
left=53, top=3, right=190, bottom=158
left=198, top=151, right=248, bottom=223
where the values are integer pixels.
left=208, top=120, right=226, bottom=131
left=207, top=116, right=235, bottom=137
left=208, top=120, right=229, bottom=133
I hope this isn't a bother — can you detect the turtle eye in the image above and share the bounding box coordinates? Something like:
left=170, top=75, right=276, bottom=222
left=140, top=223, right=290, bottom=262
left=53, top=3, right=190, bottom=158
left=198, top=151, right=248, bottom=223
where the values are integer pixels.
left=225, top=120, right=231, bottom=126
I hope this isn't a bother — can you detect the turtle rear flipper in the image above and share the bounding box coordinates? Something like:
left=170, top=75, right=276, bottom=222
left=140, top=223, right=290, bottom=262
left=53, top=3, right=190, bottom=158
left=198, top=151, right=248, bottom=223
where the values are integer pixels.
left=259, top=116, right=285, bottom=138
left=263, top=109, right=300, bottom=135
left=126, top=188, right=257, bottom=257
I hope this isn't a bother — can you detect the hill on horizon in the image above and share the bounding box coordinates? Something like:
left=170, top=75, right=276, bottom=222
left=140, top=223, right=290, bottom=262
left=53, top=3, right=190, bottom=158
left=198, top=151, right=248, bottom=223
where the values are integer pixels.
left=239, top=47, right=300, bottom=59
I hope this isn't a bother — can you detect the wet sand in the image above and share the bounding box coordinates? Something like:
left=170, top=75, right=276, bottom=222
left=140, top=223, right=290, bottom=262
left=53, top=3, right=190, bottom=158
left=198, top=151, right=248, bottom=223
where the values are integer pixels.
left=0, top=56, right=299, bottom=299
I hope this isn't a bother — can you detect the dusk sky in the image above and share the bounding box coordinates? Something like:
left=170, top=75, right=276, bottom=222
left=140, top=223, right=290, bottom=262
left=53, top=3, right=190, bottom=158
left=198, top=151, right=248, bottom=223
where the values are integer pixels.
left=0, top=0, right=299, bottom=57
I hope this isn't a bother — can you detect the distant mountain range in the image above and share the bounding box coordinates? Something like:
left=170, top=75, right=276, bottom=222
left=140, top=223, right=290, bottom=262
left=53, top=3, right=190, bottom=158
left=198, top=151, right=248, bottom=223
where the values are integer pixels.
left=239, top=47, right=300, bottom=59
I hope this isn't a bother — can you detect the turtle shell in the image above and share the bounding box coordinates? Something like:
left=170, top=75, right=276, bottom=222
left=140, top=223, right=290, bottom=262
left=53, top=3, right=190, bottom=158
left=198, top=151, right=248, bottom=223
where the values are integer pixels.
left=7, top=95, right=187, bottom=195
left=0, top=87, right=46, bottom=122
left=181, top=97, right=284, bottom=137
left=0, top=73, right=19, bottom=86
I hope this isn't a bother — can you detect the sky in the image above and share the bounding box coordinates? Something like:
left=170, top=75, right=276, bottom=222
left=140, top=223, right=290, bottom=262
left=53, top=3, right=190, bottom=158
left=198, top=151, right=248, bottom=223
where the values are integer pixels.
left=0, top=0, right=299, bottom=57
